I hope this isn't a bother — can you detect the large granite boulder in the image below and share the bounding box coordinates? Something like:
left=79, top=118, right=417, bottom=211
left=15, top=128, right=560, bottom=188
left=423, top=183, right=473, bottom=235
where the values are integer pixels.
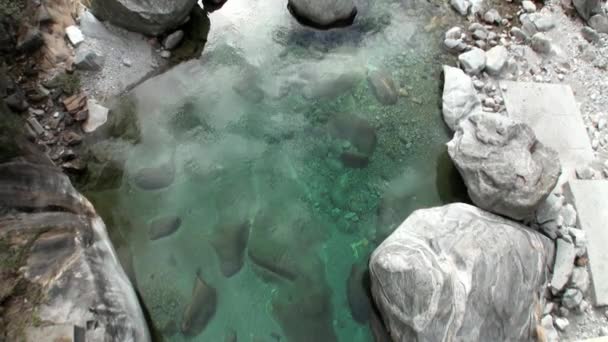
left=287, top=0, right=357, bottom=29
left=441, top=65, right=481, bottom=131
left=90, top=0, right=198, bottom=35
left=0, top=160, right=149, bottom=341
left=369, top=203, right=554, bottom=342
left=447, top=114, right=561, bottom=220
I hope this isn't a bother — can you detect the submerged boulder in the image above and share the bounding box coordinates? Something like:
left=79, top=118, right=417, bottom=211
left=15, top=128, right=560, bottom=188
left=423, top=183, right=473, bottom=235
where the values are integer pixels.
left=210, top=222, right=250, bottom=277
left=328, top=113, right=377, bottom=168
left=148, top=215, right=182, bottom=240
left=287, top=0, right=357, bottom=29
left=181, top=270, right=217, bottom=337
left=367, top=69, right=398, bottom=105
left=347, top=262, right=373, bottom=324
left=441, top=65, right=481, bottom=131
left=370, top=203, right=554, bottom=342
left=90, top=0, right=198, bottom=35
left=447, top=114, right=561, bottom=220
left=133, top=153, right=176, bottom=190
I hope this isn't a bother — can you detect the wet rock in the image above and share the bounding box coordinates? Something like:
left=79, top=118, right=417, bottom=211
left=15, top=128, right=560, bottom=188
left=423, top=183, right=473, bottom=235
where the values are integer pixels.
left=224, top=328, right=237, bottom=342
left=133, top=156, right=175, bottom=190
left=210, top=222, right=250, bottom=277
left=90, top=0, right=198, bottom=35
left=347, top=262, right=372, bottom=324
left=328, top=113, right=377, bottom=168
left=287, top=0, right=357, bottom=29
left=573, top=0, right=602, bottom=21
left=181, top=271, right=217, bottom=336
left=74, top=49, right=105, bottom=71
left=589, top=14, right=608, bottom=33
left=441, top=65, right=481, bottom=131
left=450, top=0, right=471, bottom=16
left=163, top=30, right=184, bottom=50
left=485, top=45, right=508, bottom=75
left=370, top=204, right=554, bottom=342
left=550, top=239, right=576, bottom=294
left=581, top=26, right=600, bottom=43
left=65, top=25, right=84, bottom=46
left=367, top=69, right=398, bottom=105
left=148, top=216, right=181, bottom=240
left=458, top=48, right=486, bottom=75
left=531, top=33, right=552, bottom=54
left=447, top=114, right=561, bottom=220
left=300, top=64, right=363, bottom=100
left=202, top=0, right=229, bottom=12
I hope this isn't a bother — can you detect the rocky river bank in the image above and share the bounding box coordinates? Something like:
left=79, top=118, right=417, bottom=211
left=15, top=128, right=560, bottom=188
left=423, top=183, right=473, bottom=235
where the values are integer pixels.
left=1, top=0, right=608, bottom=341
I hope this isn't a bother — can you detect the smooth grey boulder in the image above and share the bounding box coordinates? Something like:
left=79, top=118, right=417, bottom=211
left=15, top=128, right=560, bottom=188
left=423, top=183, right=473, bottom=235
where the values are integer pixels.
left=90, top=0, right=198, bottom=35
left=485, top=45, right=508, bottom=75
left=589, top=14, right=608, bottom=33
left=367, top=69, right=398, bottom=105
left=287, top=0, right=357, bottom=29
left=573, top=0, right=602, bottom=21
left=369, top=203, right=554, bottom=342
left=441, top=65, right=481, bottom=131
left=447, top=114, right=561, bottom=220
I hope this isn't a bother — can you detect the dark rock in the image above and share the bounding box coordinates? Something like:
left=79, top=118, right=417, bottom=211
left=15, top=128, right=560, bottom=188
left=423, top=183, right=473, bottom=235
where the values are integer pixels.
left=0, top=17, right=15, bottom=53
left=62, top=158, right=87, bottom=173
left=148, top=215, right=181, bottom=240
left=573, top=0, right=602, bottom=21
left=328, top=113, right=377, bottom=168
left=347, top=262, right=372, bottom=324
left=74, top=49, right=105, bottom=71
left=202, top=0, right=228, bottom=12
left=287, top=0, right=357, bottom=30
left=370, top=204, right=554, bottom=342
left=62, top=131, right=83, bottom=146
left=181, top=270, right=217, bottom=336
left=367, top=69, right=398, bottom=105
left=369, top=309, right=391, bottom=342
left=162, top=30, right=184, bottom=50
left=5, top=92, right=28, bottom=112
left=90, top=0, right=199, bottom=35
left=210, top=222, right=250, bottom=277
left=16, top=25, right=43, bottom=53
left=133, top=156, right=175, bottom=190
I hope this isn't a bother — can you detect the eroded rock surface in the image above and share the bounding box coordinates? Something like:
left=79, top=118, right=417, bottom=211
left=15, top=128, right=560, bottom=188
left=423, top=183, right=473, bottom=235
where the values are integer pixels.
left=370, top=203, right=554, bottom=342
left=447, top=113, right=561, bottom=220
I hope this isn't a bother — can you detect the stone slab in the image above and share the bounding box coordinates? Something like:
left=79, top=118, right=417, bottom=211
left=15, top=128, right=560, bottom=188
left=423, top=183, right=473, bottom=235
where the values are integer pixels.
left=566, top=180, right=608, bottom=306
left=501, top=81, right=594, bottom=177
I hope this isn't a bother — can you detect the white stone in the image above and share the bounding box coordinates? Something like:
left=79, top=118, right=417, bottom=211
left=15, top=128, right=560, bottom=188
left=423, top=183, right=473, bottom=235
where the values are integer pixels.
left=83, top=99, right=109, bottom=133
left=441, top=65, right=481, bottom=131
left=458, top=48, right=486, bottom=75
left=560, top=204, right=577, bottom=227
left=554, top=317, right=569, bottom=331
left=450, top=0, right=471, bottom=16
left=541, top=315, right=559, bottom=342
left=445, top=26, right=463, bottom=39
left=567, top=180, right=608, bottom=306
left=536, top=194, right=564, bottom=224
left=485, top=46, right=508, bottom=75
left=550, top=239, right=576, bottom=294
left=65, top=25, right=84, bottom=46
left=522, top=0, right=537, bottom=12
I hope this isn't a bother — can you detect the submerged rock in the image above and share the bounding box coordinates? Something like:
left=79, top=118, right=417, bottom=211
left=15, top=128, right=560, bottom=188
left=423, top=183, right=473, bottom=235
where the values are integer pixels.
left=347, top=262, right=373, bottom=324
left=148, top=216, right=182, bottom=240
left=90, top=0, right=198, bottom=35
left=133, top=154, right=176, bottom=190
left=181, top=270, right=218, bottom=336
left=210, top=222, right=250, bottom=277
left=447, top=114, right=561, bottom=220
left=328, top=113, right=377, bottom=168
left=287, top=0, right=357, bottom=29
left=370, top=203, right=554, bottom=342
left=367, top=69, right=398, bottom=105
left=441, top=65, right=481, bottom=131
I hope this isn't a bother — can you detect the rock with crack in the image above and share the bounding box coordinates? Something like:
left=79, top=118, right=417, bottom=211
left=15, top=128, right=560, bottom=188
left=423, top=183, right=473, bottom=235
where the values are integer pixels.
left=441, top=65, right=481, bottom=131
left=447, top=114, right=561, bottom=220
left=287, top=0, right=357, bottom=29
left=90, top=0, right=198, bottom=35
left=369, top=203, right=554, bottom=342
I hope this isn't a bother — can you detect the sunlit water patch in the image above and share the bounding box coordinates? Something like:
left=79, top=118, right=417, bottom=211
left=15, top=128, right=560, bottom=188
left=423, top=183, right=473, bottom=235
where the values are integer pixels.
left=86, top=0, right=470, bottom=340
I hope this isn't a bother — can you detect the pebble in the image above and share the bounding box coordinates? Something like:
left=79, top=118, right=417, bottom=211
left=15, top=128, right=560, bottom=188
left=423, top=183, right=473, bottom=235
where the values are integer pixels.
left=554, top=317, right=569, bottom=331
left=160, top=50, right=171, bottom=59
left=483, top=9, right=502, bottom=25
left=122, top=58, right=132, bottom=67
left=522, top=0, right=537, bottom=12
left=65, top=25, right=84, bottom=46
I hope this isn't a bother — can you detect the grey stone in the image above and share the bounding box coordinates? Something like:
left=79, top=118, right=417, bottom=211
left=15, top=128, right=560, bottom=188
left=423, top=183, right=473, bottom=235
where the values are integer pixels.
left=74, top=49, right=105, bottom=71
left=450, top=0, right=471, bottom=15
left=589, top=14, right=608, bottom=34
left=287, top=0, right=357, bottom=29
left=576, top=166, right=596, bottom=179
left=483, top=9, right=502, bottom=24
left=160, top=50, right=171, bottom=59
left=485, top=45, right=508, bottom=75
left=522, top=0, right=537, bottom=12
left=27, top=117, right=45, bottom=136
left=162, top=30, right=184, bottom=50
left=441, top=65, right=481, bottom=131
left=16, top=25, right=43, bottom=53
left=541, top=315, right=559, bottom=342
left=573, top=0, right=602, bottom=21
left=90, top=0, right=197, bottom=35
left=65, top=25, right=84, bottom=46
left=570, top=267, right=590, bottom=292
left=367, top=69, right=398, bottom=105
left=550, top=239, right=576, bottom=294
left=468, top=22, right=484, bottom=32
left=567, top=180, right=608, bottom=306
left=554, top=317, right=569, bottom=331
left=473, top=29, right=488, bottom=40
left=511, top=27, right=529, bottom=42
left=458, top=48, right=486, bottom=75
left=537, top=194, right=565, bottom=224
left=445, top=26, right=463, bottom=39
left=447, top=114, right=561, bottom=220
left=444, top=38, right=466, bottom=52
left=544, top=302, right=556, bottom=315
left=520, top=14, right=538, bottom=36
left=532, top=15, right=556, bottom=32
left=531, top=33, right=552, bottom=54
left=562, top=288, right=583, bottom=309
left=560, top=204, right=577, bottom=227
left=370, top=203, right=554, bottom=342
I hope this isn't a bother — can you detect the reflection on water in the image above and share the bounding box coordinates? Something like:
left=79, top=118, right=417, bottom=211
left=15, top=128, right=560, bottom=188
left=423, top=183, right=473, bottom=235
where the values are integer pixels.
left=87, top=0, right=468, bottom=340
